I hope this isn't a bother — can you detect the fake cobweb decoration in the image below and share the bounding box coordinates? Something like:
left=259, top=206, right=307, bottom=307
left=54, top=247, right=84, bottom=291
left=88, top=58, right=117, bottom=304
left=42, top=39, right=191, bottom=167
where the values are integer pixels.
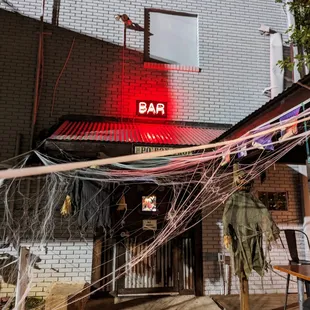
left=0, top=109, right=309, bottom=309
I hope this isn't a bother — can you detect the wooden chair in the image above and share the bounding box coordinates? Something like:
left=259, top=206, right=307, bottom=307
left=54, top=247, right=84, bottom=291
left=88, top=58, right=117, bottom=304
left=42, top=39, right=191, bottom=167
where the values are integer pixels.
left=280, top=229, right=310, bottom=310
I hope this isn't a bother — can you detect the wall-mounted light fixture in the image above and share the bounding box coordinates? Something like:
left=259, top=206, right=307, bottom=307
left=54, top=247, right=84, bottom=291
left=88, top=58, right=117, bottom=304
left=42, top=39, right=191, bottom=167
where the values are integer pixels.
left=115, top=13, right=145, bottom=32
left=115, top=14, right=132, bottom=27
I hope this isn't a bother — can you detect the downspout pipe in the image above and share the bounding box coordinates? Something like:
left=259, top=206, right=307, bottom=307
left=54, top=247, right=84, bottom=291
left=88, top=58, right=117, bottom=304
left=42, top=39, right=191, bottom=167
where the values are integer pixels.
left=259, top=25, right=284, bottom=99
left=25, top=2, right=45, bottom=236
left=270, top=32, right=284, bottom=99
left=29, top=16, right=44, bottom=150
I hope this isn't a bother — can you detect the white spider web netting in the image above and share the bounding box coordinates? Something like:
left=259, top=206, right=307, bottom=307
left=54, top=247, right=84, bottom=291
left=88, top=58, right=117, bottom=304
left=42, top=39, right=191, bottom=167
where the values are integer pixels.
left=0, top=108, right=310, bottom=309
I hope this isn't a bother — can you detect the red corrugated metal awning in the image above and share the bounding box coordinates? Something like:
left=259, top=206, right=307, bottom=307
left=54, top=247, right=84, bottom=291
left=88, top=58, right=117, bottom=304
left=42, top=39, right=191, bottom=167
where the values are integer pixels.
left=49, top=120, right=225, bottom=146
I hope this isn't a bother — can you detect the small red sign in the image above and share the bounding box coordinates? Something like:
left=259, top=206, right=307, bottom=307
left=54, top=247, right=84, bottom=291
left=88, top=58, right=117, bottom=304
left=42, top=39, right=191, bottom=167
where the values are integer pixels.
left=136, top=100, right=167, bottom=118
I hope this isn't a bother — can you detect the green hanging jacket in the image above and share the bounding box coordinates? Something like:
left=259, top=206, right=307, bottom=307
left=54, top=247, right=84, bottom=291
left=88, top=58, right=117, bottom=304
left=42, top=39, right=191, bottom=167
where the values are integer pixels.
left=223, top=190, right=280, bottom=279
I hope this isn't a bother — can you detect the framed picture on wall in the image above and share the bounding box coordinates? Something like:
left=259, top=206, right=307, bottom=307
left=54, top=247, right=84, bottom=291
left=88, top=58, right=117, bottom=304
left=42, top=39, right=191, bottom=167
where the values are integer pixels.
left=258, top=191, right=288, bottom=211
left=142, top=195, right=157, bottom=212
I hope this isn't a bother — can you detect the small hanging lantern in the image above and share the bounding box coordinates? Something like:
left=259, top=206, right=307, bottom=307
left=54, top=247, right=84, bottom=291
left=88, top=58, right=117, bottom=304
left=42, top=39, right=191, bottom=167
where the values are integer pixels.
left=117, top=194, right=127, bottom=211
left=61, top=195, right=72, bottom=216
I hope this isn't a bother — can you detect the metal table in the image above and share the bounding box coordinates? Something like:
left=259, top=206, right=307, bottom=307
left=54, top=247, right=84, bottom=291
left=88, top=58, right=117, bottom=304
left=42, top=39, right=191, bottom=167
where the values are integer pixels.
left=274, top=265, right=310, bottom=310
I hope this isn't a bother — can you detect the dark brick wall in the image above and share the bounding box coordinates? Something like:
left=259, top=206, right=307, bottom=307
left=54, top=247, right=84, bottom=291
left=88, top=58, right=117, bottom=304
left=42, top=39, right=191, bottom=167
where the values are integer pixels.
left=1, top=11, right=38, bottom=160
left=1, top=10, right=172, bottom=161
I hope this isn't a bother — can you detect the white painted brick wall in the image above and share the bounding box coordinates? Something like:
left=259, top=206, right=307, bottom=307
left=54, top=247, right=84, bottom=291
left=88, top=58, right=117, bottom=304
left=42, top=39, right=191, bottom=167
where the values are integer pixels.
left=202, top=164, right=305, bottom=295
left=0, top=240, right=93, bottom=298
left=0, top=0, right=295, bottom=299
left=0, top=0, right=288, bottom=124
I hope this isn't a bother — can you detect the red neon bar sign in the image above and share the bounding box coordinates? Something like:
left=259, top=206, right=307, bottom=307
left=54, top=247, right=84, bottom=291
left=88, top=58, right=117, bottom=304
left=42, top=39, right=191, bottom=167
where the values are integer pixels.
left=136, top=100, right=167, bottom=118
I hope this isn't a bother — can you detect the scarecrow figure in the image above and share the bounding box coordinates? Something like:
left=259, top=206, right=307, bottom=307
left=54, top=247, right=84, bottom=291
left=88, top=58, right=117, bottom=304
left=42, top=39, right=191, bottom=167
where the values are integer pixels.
left=222, top=167, right=279, bottom=309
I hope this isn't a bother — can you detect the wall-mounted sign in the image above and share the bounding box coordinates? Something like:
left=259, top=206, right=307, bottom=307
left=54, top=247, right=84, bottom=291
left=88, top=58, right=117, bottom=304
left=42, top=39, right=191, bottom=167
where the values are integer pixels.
left=134, top=146, right=192, bottom=156
left=136, top=100, right=167, bottom=118
left=142, top=195, right=157, bottom=212
left=143, top=219, right=157, bottom=231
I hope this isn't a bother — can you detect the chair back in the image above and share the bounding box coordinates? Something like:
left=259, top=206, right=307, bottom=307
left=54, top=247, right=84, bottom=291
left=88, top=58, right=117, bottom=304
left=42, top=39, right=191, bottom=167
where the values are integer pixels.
left=281, top=229, right=310, bottom=263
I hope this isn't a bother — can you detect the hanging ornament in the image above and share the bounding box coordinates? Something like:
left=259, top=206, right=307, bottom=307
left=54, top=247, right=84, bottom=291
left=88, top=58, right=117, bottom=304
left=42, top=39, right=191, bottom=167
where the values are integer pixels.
left=117, top=194, right=127, bottom=211
left=237, top=144, right=247, bottom=158
left=61, top=195, right=72, bottom=216
left=220, top=152, right=230, bottom=166
left=279, top=106, right=300, bottom=142
left=278, top=125, right=298, bottom=141
left=252, top=124, right=274, bottom=151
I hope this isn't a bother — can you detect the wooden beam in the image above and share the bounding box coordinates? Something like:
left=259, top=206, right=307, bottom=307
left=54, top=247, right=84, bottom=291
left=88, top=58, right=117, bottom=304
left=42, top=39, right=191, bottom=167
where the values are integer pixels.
left=91, top=237, right=102, bottom=289
left=172, top=239, right=179, bottom=292
left=240, top=271, right=249, bottom=310
left=15, top=247, right=29, bottom=310
left=194, top=218, right=203, bottom=296
left=117, top=241, right=126, bottom=291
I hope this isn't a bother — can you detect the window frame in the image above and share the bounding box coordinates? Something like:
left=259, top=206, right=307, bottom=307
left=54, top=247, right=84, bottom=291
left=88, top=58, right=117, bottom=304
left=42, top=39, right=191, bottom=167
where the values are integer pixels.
left=144, top=8, right=200, bottom=69
left=258, top=191, right=288, bottom=211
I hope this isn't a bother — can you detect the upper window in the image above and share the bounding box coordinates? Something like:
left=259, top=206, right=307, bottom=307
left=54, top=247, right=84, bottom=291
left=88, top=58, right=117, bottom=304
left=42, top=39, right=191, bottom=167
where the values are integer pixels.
left=144, top=9, right=199, bottom=70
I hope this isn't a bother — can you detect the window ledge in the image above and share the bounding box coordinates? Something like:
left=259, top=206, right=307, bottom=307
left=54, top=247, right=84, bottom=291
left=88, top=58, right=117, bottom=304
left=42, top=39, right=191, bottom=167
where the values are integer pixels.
left=144, top=62, right=201, bottom=73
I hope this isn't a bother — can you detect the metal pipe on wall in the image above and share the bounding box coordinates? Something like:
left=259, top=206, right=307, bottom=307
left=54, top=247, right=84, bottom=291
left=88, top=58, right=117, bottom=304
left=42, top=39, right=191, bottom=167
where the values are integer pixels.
left=270, top=33, right=284, bottom=99
left=29, top=19, right=44, bottom=150
left=8, top=134, right=22, bottom=214
left=30, top=0, right=46, bottom=150
left=24, top=0, right=45, bottom=255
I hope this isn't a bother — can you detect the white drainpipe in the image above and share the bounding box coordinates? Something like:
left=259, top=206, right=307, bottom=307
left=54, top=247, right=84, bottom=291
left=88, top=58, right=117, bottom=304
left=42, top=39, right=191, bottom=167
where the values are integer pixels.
left=270, top=32, right=284, bottom=98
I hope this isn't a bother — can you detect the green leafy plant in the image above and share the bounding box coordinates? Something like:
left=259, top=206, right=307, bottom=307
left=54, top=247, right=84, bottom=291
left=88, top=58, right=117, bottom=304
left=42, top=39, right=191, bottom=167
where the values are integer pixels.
left=276, top=0, right=310, bottom=71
